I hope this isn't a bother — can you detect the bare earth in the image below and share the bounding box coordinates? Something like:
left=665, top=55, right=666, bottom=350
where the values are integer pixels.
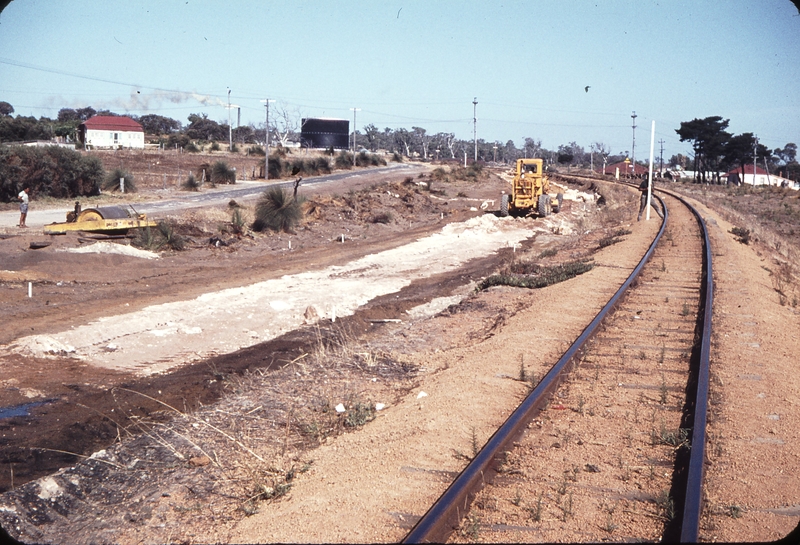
left=0, top=156, right=798, bottom=544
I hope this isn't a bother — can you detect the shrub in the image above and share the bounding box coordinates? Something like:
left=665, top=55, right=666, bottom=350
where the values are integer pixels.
left=730, top=226, right=750, bottom=245
left=184, top=142, right=200, bottom=153
left=103, top=168, right=136, bottom=193
left=166, top=134, right=190, bottom=149
left=355, top=151, right=386, bottom=167
left=157, top=221, right=186, bottom=251
left=391, top=152, right=403, bottom=162
left=369, top=212, right=393, bottom=224
left=181, top=173, right=201, bottom=191
left=252, top=187, right=302, bottom=233
left=209, top=141, right=221, bottom=151
left=211, top=161, right=236, bottom=184
left=478, top=261, right=594, bottom=291
left=0, top=145, right=102, bottom=201
left=132, top=221, right=185, bottom=251
left=335, top=151, right=353, bottom=169
left=248, top=145, right=266, bottom=156
left=231, top=207, right=246, bottom=234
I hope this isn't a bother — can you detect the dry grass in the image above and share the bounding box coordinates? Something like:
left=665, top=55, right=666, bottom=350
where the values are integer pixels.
left=70, top=321, right=419, bottom=539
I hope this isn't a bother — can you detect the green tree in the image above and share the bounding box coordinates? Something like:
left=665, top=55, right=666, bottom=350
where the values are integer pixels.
left=0, top=101, right=13, bottom=116
left=676, top=116, right=731, bottom=183
left=186, top=113, right=226, bottom=141
left=774, top=143, right=797, bottom=165
left=136, top=114, right=181, bottom=135
left=723, top=133, right=756, bottom=182
left=363, top=123, right=381, bottom=151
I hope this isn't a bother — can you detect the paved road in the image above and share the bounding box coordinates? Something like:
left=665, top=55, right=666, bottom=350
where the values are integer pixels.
left=0, top=163, right=424, bottom=229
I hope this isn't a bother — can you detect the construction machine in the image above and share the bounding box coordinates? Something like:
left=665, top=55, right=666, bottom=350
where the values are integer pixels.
left=499, top=158, right=563, bottom=217
left=43, top=203, right=157, bottom=234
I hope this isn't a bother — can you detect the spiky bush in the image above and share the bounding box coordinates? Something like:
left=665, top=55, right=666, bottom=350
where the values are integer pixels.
left=211, top=161, right=236, bottom=184
left=102, top=168, right=137, bottom=193
left=335, top=151, right=353, bottom=169
left=231, top=207, right=246, bottom=234
left=157, top=221, right=186, bottom=251
left=132, top=221, right=186, bottom=251
left=181, top=173, right=201, bottom=191
left=355, top=151, right=386, bottom=167
left=248, top=145, right=266, bottom=156
left=391, top=152, right=403, bottom=162
left=252, top=187, right=302, bottom=233
left=184, top=142, right=201, bottom=153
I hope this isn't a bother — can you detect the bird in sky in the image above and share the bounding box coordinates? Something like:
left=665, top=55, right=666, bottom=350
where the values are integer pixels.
left=585, top=86, right=591, bottom=93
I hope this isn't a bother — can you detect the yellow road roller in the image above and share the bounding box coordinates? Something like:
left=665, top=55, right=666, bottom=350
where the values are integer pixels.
left=44, top=203, right=157, bottom=234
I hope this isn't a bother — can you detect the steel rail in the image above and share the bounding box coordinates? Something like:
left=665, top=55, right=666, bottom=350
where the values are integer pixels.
left=403, top=194, right=670, bottom=544
left=668, top=191, right=713, bottom=542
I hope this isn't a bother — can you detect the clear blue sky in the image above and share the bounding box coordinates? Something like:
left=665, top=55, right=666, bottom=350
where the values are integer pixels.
left=1, top=0, right=798, bottom=159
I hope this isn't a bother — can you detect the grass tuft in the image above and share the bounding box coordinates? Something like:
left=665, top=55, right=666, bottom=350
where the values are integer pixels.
left=103, top=167, right=137, bottom=193
left=252, top=187, right=303, bottom=233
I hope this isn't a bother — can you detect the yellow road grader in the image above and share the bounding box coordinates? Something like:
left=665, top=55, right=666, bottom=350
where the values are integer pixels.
left=43, top=203, right=157, bottom=234
left=500, top=158, right=563, bottom=217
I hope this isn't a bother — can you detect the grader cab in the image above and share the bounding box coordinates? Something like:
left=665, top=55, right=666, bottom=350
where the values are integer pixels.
left=500, top=158, right=563, bottom=217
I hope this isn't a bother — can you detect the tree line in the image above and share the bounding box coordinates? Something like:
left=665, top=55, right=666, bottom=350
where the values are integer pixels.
left=1, top=100, right=796, bottom=181
left=676, top=116, right=797, bottom=183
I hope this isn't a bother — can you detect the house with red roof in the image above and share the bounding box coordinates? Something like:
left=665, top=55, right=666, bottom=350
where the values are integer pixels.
left=78, top=116, right=144, bottom=149
left=603, top=159, right=649, bottom=178
left=726, top=164, right=778, bottom=186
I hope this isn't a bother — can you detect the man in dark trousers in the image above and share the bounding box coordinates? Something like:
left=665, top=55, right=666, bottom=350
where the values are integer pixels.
left=637, top=176, right=663, bottom=221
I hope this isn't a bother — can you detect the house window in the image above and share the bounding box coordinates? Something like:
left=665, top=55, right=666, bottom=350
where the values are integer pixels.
left=113, top=132, right=119, bottom=143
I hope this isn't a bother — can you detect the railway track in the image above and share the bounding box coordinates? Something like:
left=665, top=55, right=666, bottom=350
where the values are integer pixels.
left=403, top=184, right=713, bottom=543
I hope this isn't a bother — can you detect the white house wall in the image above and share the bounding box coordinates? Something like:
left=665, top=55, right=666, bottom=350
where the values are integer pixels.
left=85, top=129, right=144, bottom=149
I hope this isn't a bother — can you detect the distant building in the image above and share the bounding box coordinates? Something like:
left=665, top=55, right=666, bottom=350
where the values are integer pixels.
left=79, top=116, right=145, bottom=149
left=604, top=160, right=648, bottom=177
left=300, top=118, right=349, bottom=150
left=726, top=164, right=780, bottom=187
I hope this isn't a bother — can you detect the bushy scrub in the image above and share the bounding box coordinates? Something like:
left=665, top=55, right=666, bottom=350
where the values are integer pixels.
left=0, top=145, right=103, bottom=200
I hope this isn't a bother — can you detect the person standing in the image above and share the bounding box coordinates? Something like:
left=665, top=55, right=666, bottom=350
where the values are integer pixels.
left=18, top=186, right=29, bottom=228
left=637, top=177, right=663, bottom=221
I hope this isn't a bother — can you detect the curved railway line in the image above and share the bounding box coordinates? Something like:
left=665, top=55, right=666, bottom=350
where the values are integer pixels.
left=403, top=182, right=714, bottom=542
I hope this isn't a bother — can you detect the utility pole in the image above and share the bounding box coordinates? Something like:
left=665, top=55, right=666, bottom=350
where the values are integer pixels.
left=227, top=88, right=232, bottom=151
left=260, top=99, right=275, bottom=179
left=350, top=107, right=360, bottom=166
left=754, top=136, right=758, bottom=186
left=631, top=111, right=637, bottom=174
left=658, top=139, right=665, bottom=176
left=473, top=97, right=478, bottom=163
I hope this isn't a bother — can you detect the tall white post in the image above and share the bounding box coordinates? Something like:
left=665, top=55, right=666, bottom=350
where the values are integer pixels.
left=261, top=99, right=274, bottom=179
left=472, top=97, right=478, bottom=162
left=227, top=89, right=232, bottom=151
left=753, top=137, right=758, bottom=186
left=351, top=107, right=360, bottom=165
left=646, top=120, right=655, bottom=221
